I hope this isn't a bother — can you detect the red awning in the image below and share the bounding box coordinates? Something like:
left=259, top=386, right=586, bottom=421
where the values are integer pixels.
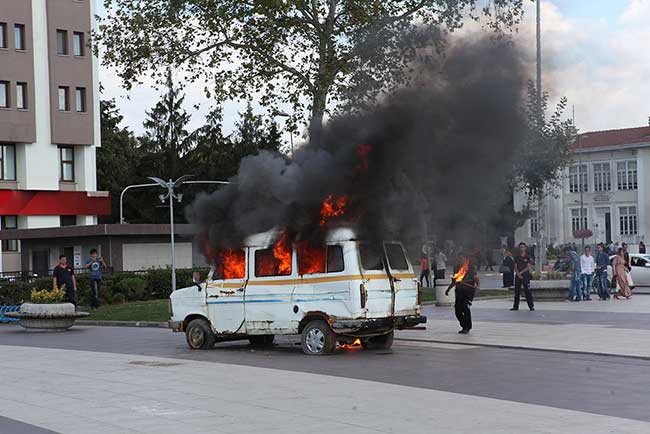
left=0, top=190, right=111, bottom=216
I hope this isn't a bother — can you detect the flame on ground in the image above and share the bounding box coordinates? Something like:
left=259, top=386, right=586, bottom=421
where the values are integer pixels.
left=319, top=194, right=347, bottom=226
left=453, top=260, right=470, bottom=283
left=339, top=338, right=362, bottom=350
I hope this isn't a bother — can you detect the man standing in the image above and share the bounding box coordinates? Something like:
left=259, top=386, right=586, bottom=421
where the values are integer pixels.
left=580, top=246, right=595, bottom=301
left=566, top=247, right=582, bottom=302
left=446, top=252, right=479, bottom=334
left=511, top=242, right=535, bottom=311
left=595, top=243, right=610, bottom=300
left=53, top=255, right=76, bottom=306
left=435, top=250, right=448, bottom=280
left=85, top=248, right=106, bottom=309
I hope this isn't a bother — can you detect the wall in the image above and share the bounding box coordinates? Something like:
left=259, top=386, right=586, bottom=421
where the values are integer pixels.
left=122, top=243, right=193, bottom=271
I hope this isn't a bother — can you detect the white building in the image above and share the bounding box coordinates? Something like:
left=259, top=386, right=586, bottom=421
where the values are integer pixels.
left=515, top=126, right=650, bottom=251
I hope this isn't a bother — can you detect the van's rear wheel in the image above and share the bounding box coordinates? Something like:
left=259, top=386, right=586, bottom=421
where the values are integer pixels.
left=249, top=335, right=275, bottom=347
left=361, top=330, right=394, bottom=350
left=301, top=320, right=336, bottom=355
left=185, top=318, right=216, bottom=350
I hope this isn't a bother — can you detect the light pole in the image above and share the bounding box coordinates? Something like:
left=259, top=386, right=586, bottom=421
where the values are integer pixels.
left=577, top=134, right=590, bottom=250
left=273, top=110, right=295, bottom=154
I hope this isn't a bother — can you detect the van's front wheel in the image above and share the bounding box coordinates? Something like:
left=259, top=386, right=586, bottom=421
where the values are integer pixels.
left=301, top=320, right=336, bottom=355
left=361, top=330, right=394, bottom=350
left=185, top=318, right=216, bottom=350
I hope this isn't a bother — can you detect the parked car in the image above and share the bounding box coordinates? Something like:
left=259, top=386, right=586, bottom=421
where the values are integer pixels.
left=607, top=254, right=650, bottom=287
left=169, top=227, right=426, bottom=355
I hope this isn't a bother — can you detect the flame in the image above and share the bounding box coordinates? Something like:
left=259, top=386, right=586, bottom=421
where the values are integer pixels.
left=319, top=194, right=347, bottom=226
left=297, top=240, right=326, bottom=275
left=339, top=338, right=362, bottom=350
left=452, top=260, right=470, bottom=283
left=272, top=229, right=292, bottom=275
left=219, top=250, right=245, bottom=279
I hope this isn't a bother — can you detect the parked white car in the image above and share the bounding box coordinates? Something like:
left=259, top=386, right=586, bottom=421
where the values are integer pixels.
left=169, top=227, right=426, bottom=355
left=607, top=254, right=650, bottom=287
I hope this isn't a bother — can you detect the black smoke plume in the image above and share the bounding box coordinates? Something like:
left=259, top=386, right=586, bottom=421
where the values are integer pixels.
left=187, top=33, right=529, bottom=254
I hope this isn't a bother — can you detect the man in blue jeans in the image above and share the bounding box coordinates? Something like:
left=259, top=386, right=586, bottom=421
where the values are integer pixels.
left=565, top=247, right=582, bottom=301
left=595, top=243, right=611, bottom=300
left=85, top=249, right=106, bottom=309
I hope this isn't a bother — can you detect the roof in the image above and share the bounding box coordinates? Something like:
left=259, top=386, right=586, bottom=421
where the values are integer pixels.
left=0, top=224, right=198, bottom=240
left=572, top=126, right=650, bottom=152
left=244, top=227, right=358, bottom=247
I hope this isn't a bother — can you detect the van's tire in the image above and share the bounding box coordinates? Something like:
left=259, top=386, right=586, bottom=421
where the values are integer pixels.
left=185, top=318, right=216, bottom=350
left=249, top=335, right=275, bottom=347
left=361, top=330, right=394, bottom=350
left=301, top=320, right=336, bottom=355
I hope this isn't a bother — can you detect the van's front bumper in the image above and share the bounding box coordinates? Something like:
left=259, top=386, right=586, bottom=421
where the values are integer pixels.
left=331, top=315, right=426, bottom=335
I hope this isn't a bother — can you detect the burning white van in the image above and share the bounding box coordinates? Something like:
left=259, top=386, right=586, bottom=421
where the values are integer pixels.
left=169, top=227, right=426, bottom=355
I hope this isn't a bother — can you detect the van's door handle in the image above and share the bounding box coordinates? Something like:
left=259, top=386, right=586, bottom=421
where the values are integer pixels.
left=236, top=288, right=244, bottom=292
left=393, top=277, right=401, bottom=282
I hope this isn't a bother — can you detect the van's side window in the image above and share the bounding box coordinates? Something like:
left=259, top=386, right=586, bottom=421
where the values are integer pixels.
left=255, top=248, right=292, bottom=277
left=326, top=245, right=344, bottom=272
left=360, top=243, right=384, bottom=270
left=297, top=241, right=325, bottom=275
left=385, top=243, right=409, bottom=271
left=213, top=250, right=246, bottom=280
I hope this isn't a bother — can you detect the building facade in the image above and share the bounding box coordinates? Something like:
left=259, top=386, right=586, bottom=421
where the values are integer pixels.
left=0, top=0, right=109, bottom=273
left=515, top=126, right=650, bottom=251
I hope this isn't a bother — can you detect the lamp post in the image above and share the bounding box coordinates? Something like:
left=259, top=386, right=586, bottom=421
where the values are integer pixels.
left=577, top=134, right=590, bottom=250
left=273, top=110, right=295, bottom=155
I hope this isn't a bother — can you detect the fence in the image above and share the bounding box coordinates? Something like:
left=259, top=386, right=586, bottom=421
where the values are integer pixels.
left=0, top=267, right=118, bottom=283
left=0, top=305, right=20, bottom=322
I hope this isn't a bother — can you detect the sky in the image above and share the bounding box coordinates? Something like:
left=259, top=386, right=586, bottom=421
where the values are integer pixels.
left=98, top=0, right=650, bottom=140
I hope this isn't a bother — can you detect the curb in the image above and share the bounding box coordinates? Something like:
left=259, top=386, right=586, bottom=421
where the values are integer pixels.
left=76, top=320, right=169, bottom=328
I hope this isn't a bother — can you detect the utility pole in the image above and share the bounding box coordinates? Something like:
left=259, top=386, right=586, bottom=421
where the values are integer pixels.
left=536, top=0, right=542, bottom=98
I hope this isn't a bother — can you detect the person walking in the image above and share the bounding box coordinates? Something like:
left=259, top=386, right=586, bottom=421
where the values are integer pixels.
left=85, top=248, right=106, bottom=309
left=640, top=241, right=647, bottom=254
left=435, top=250, right=448, bottom=281
left=565, top=246, right=583, bottom=302
left=446, top=252, right=479, bottom=334
left=622, top=242, right=632, bottom=272
left=580, top=246, right=595, bottom=301
left=595, top=243, right=610, bottom=300
left=485, top=250, right=495, bottom=271
left=419, top=255, right=431, bottom=288
left=53, top=254, right=77, bottom=306
left=613, top=247, right=632, bottom=299
left=511, top=242, right=534, bottom=311
left=501, top=249, right=515, bottom=288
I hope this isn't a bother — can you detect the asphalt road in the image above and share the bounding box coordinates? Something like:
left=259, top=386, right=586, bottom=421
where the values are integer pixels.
left=2, top=323, right=650, bottom=424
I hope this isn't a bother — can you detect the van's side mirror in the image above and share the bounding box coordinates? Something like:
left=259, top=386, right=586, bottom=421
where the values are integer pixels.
left=193, top=271, right=202, bottom=291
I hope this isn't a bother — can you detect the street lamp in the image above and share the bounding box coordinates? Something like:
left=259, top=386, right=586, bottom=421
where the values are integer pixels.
left=577, top=134, right=590, bottom=250
left=273, top=110, right=295, bottom=155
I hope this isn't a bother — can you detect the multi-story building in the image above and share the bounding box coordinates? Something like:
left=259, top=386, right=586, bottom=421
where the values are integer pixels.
left=0, top=0, right=109, bottom=273
left=515, top=126, right=650, bottom=251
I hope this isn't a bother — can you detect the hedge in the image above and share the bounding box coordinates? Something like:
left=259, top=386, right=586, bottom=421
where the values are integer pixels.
left=0, top=268, right=207, bottom=305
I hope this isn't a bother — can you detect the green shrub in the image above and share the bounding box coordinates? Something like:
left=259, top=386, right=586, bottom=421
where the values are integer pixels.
left=112, top=293, right=126, bottom=304
left=0, top=281, right=31, bottom=305
left=119, top=277, right=147, bottom=301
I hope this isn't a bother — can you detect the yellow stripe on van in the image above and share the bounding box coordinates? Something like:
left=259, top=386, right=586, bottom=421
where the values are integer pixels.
left=207, top=272, right=416, bottom=287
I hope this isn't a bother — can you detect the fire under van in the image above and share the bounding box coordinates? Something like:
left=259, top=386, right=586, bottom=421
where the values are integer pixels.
left=169, top=227, right=426, bottom=355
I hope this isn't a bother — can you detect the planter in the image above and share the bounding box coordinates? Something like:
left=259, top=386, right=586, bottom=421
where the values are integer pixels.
left=527, top=280, right=570, bottom=301
left=436, top=286, right=455, bottom=307
left=5, top=303, right=89, bottom=331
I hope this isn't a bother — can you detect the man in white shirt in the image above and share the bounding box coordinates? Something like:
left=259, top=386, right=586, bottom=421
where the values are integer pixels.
left=579, top=246, right=595, bottom=301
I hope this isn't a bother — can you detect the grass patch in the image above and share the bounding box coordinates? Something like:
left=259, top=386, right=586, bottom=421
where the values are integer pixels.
left=80, top=299, right=170, bottom=322
left=421, top=287, right=509, bottom=303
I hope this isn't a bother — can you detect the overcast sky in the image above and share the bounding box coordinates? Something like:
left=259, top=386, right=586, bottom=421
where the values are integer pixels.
left=98, top=0, right=650, bottom=139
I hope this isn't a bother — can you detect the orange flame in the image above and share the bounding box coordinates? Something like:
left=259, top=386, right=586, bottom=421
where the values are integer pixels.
left=452, top=260, right=470, bottom=283
left=272, top=230, right=292, bottom=275
left=297, top=240, right=326, bottom=275
left=219, top=250, right=245, bottom=279
left=319, top=194, right=347, bottom=226
left=339, top=338, right=362, bottom=350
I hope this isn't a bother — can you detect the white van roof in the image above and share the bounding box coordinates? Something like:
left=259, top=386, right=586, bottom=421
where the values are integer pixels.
left=243, top=227, right=357, bottom=247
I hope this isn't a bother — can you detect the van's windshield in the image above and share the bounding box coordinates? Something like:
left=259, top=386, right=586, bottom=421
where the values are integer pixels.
left=359, top=243, right=384, bottom=270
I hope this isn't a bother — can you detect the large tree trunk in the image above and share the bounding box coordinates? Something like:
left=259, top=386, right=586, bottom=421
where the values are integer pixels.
left=309, top=89, right=327, bottom=147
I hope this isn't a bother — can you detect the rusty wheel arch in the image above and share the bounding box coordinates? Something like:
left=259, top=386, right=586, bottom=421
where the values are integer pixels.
left=298, top=311, right=332, bottom=333
left=183, top=313, right=211, bottom=332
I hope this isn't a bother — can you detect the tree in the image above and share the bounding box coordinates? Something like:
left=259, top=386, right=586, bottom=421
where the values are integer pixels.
left=97, top=99, right=142, bottom=223
left=96, top=0, right=525, bottom=144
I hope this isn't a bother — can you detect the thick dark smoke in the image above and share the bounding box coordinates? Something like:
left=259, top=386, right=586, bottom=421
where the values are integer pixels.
left=187, top=34, right=529, bottom=253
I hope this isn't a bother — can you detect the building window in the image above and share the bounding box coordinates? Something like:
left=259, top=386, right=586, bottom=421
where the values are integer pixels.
left=0, top=81, right=9, bottom=108
left=59, top=146, right=74, bottom=181
left=0, top=22, right=7, bottom=49
left=60, top=215, right=77, bottom=226
left=56, top=29, right=68, bottom=55
left=593, top=163, right=611, bottom=192
left=16, top=82, right=27, bottom=110
left=617, top=161, right=638, bottom=190
left=529, top=210, right=539, bottom=237
left=58, top=86, right=70, bottom=111
left=619, top=207, right=638, bottom=236
left=0, top=144, right=16, bottom=180
left=1, top=216, right=18, bottom=252
left=75, top=87, right=86, bottom=112
left=571, top=208, right=588, bottom=235
left=14, top=24, right=25, bottom=50
left=73, top=32, right=84, bottom=56
left=568, top=164, right=588, bottom=193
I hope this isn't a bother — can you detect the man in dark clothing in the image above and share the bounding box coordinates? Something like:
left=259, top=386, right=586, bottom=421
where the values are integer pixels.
left=595, top=243, right=611, bottom=300
left=446, top=253, right=479, bottom=334
left=53, top=255, right=76, bottom=306
left=511, top=242, right=535, bottom=311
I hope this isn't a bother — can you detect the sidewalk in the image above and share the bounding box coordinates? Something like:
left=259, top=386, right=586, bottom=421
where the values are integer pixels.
left=2, top=345, right=650, bottom=434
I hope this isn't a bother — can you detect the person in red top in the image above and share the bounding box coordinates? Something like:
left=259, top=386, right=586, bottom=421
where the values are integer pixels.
left=420, top=255, right=431, bottom=287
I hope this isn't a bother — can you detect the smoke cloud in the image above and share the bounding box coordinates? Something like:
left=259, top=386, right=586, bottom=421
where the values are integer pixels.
left=187, top=33, right=530, bottom=253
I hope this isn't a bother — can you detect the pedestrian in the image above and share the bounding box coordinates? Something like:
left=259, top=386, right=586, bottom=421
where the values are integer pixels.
left=485, top=250, right=495, bottom=271
left=579, top=246, right=595, bottom=301
left=612, top=248, right=632, bottom=300
left=435, top=250, right=447, bottom=281
left=53, top=254, right=77, bottom=306
left=640, top=241, right=646, bottom=254
left=501, top=249, right=515, bottom=288
left=595, top=243, right=610, bottom=300
left=419, top=254, right=431, bottom=288
left=565, top=246, right=583, bottom=302
left=511, top=242, right=535, bottom=311
left=621, top=243, right=632, bottom=272
left=85, top=248, right=106, bottom=309
left=445, top=252, right=479, bottom=334
left=608, top=240, right=616, bottom=255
